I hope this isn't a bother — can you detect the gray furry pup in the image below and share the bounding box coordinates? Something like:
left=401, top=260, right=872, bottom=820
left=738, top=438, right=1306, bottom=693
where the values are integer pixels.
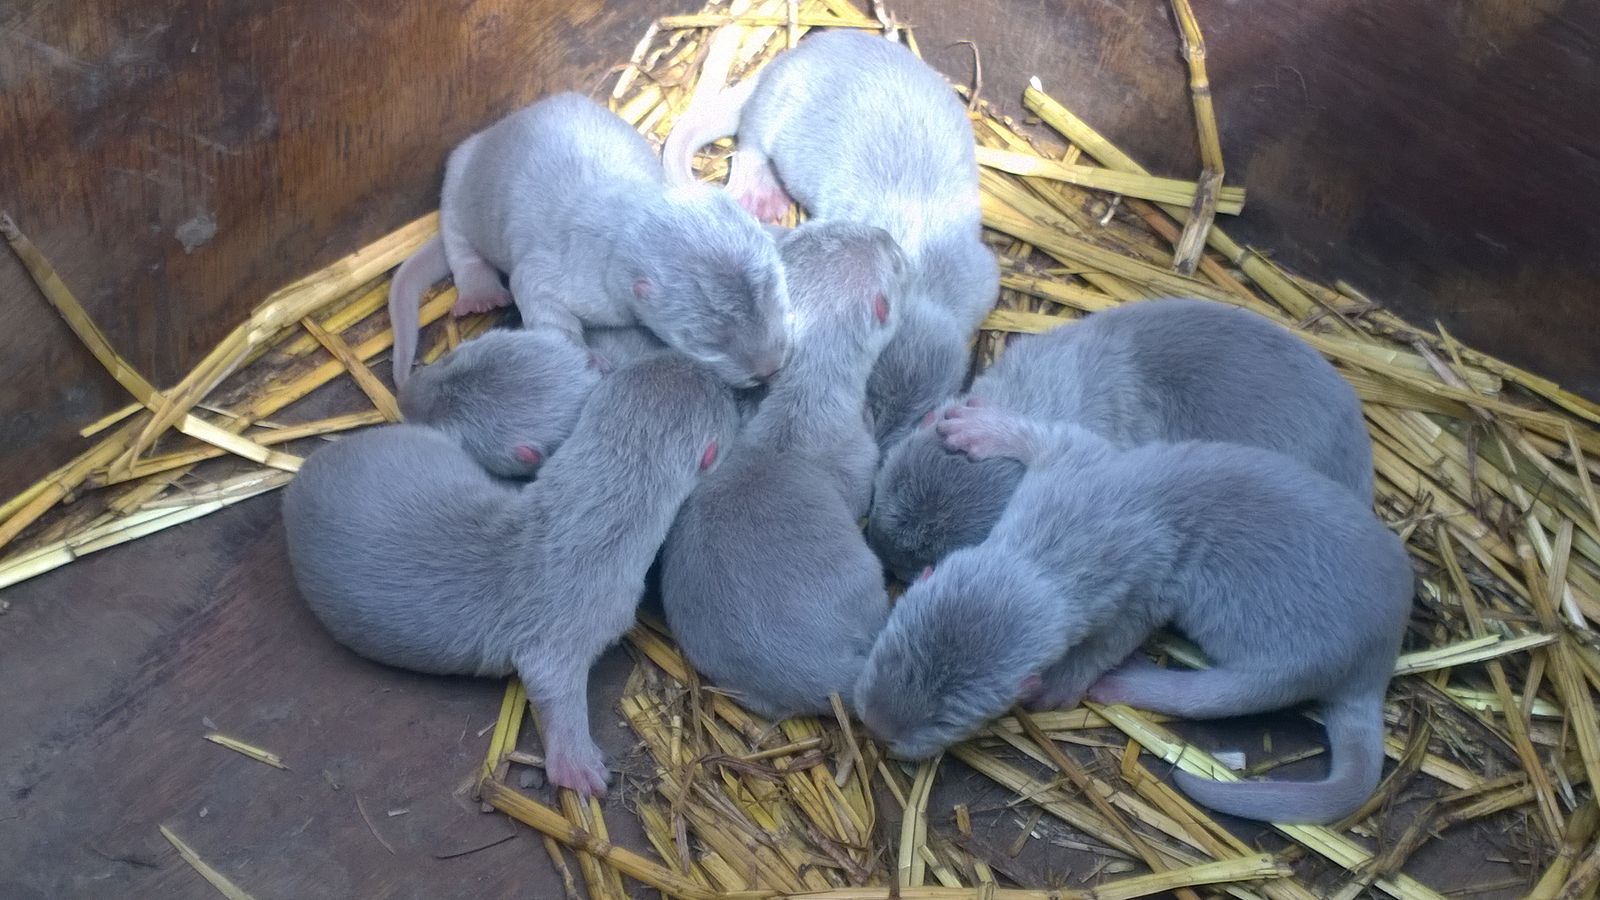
left=661, top=221, right=905, bottom=718
left=662, top=31, right=999, bottom=447
left=856, top=404, right=1412, bottom=824
left=869, top=297, right=1374, bottom=581
left=389, top=92, right=788, bottom=390
left=283, top=353, right=740, bottom=795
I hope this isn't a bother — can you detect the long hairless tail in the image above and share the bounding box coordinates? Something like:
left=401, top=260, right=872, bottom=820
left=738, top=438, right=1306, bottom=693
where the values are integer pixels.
left=1173, top=689, right=1387, bottom=825
left=387, top=235, right=450, bottom=388
left=660, top=75, right=762, bottom=186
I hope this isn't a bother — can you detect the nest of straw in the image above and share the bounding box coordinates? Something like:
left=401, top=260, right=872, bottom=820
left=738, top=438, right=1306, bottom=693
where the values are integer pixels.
left=6, top=0, right=1600, bottom=897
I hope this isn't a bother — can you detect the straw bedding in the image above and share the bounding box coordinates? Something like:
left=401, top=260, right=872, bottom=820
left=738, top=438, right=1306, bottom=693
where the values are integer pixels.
left=4, top=0, right=1600, bottom=897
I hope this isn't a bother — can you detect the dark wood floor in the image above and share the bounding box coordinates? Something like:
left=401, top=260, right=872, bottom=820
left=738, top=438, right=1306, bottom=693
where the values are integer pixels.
left=0, top=496, right=587, bottom=897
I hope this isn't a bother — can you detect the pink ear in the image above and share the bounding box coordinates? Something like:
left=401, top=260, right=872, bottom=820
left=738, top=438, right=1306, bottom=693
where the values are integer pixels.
left=918, top=566, right=933, bottom=582
left=633, top=278, right=651, bottom=300
left=919, top=410, right=936, bottom=428
left=699, top=440, right=719, bottom=471
left=873, top=292, right=890, bottom=324
left=1018, top=673, right=1043, bottom=700
left=588, top=350, right=612, bottom=373
left=514, top=445, right=541, bottom=466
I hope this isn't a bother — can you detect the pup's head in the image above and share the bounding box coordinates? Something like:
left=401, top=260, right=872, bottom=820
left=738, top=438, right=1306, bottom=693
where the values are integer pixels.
left=625, top=185, right=790, bottom=388
left=776, top=220, right=906, bottom=371
left=854, top=549, right=1058, bottom=760
left=867, top=412, right=1024, bottom=581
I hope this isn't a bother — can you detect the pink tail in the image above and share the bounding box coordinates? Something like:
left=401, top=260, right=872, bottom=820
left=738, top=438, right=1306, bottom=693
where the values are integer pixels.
left=660, top=74, right=761, bottom=186
left=1174, top=691, right=1387, bottom=824
left=387, top=235, right=450, bottom=387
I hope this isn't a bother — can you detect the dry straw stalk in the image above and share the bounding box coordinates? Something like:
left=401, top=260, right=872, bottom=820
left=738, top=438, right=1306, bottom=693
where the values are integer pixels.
left=1167, top=0, right=1225, bottom=273
left=159, top=825, right=257, bottom=900
left=203, top=733, right=289, bottom=770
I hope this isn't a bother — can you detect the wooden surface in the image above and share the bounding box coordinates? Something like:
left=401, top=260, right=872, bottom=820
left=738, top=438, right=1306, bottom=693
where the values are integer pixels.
left=4, top=0, right=1599, bottom=501
left=0, top=494, right=631, bottom=898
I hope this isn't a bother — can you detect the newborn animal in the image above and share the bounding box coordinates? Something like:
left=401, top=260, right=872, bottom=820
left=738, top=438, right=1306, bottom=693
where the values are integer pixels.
left=283, top=353, right=739, bottom=795
left=855, top=405, right=1413, bottom=824
left=869, top=297, right=1374, bottom=582
left=662, top=30, right=998, bottom=446
left=388, top=92, right=788, bottom=389
left=398, top=327, right=603, bottom=478
left=660, top=221, right=905, bottom=718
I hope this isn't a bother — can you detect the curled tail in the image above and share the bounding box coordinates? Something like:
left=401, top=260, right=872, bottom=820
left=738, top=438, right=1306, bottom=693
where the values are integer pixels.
left=387, top=235, right=450, bottom=388
left=661, top=74, right=762, bottom=186
left=1174, top=689, right=1387, bottom=824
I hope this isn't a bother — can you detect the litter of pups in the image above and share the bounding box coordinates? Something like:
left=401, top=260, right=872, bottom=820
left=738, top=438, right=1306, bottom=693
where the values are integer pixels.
left=286, top=27, right=1407, bottom=825
left=6, top=0, right=1598, bottom=895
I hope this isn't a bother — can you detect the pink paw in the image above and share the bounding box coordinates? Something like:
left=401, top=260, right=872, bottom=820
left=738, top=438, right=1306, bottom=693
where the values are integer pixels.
left=544, top=738, right=611, bottom=798
left=452, top=288, right=512, bottom=317
left=935, top=402, right=1015, bottom=460
left=737, top=187, right=793, bottom=225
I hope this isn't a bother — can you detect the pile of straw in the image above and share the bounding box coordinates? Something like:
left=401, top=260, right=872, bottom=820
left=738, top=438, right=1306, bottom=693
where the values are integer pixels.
left=5, top=0, right=1600, bottom=896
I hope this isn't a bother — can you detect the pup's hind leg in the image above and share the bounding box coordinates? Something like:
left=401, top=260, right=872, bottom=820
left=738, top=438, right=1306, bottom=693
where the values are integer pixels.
left=1027, top=626, right=1151, bottom=711
left=509, top=265, right=585, bottom=341
left=726, top=148, right=792, bottom=224
left=1088, top=656, right=1310, bottom=720
left=517, top=657, right=610, bottom=797
left=440, top=220, right=512, bottom=316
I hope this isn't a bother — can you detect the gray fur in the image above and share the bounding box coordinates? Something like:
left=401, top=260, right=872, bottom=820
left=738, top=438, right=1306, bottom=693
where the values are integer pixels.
left=864, top=303, right=974, bottom=449
left=660, top=221, right=905, bottom=718
left=398, top=327, right=602, bottom=478
left=662, top=31, right=998, bottom=446
left=869, top=297, right=1374, bottom=581
left=583, top=325, right=667, bottom=373
left=283, top=353, right=739, bottom=796
left=580, top=327, right=777, bottom=428
left=855, top=406, right=1412, bottom=823
left=389, top=92, right=789, bottom=388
